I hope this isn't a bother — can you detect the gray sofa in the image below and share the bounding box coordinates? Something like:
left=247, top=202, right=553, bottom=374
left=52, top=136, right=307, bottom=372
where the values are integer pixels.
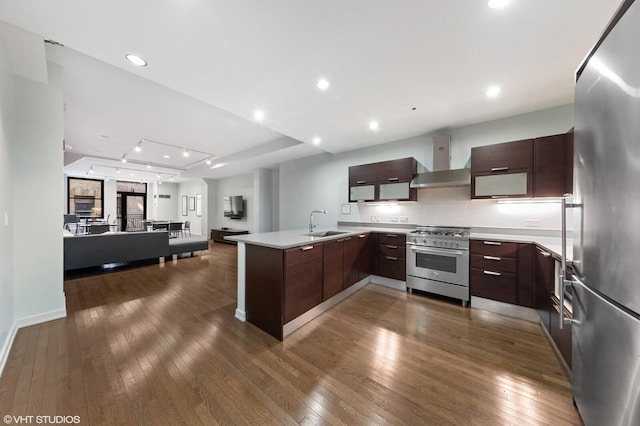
left=64, top=231, right=170, bottom=271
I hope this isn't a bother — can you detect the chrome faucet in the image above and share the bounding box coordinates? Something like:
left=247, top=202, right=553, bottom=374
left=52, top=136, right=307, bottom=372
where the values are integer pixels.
left=309, top=209, right=327, bottom=233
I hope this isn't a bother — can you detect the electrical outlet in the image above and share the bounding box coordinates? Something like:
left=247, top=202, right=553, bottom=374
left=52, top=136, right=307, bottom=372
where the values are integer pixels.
left=389, top=216, right=398, bottom=222
left=399, top=216, right=408, bottom=223
left=525, top=219, right=540, bottom=227
left=371, top=215, right=380, bottom=223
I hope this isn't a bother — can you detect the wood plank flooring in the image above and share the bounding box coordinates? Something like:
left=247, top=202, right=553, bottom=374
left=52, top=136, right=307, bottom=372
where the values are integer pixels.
left=0, top=242, right=582, bottom=425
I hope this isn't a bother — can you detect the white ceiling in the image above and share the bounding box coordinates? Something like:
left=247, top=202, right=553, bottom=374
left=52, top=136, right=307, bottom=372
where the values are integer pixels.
left=0, top=0, right=622, bottom=182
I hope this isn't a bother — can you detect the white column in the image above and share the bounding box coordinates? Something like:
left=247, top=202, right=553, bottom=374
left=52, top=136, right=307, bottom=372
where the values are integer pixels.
left=234, top=242, right=247, bottom=321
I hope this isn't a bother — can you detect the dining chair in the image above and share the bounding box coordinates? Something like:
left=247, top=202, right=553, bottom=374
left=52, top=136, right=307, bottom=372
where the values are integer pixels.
left=169, top=222, right=183, bottom=238
left=184, top=220, right=191, bottom=237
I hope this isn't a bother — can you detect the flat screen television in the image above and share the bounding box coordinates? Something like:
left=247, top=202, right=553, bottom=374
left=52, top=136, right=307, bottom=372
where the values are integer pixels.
left=223, top=195, right=244, bottom=219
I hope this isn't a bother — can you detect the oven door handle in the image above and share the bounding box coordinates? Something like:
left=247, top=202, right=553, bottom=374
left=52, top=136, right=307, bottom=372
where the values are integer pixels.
left=409, top=246, right=466, bottom=256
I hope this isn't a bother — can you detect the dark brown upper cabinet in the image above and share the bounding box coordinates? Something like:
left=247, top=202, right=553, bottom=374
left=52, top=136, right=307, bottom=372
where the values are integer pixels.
left=533, top=133, right=569, bottom=198
left=471, top=139, right=534, bottom=199
left=348, top=157, right=418, bottom=202
left=471, top=132, right=574, bottom=199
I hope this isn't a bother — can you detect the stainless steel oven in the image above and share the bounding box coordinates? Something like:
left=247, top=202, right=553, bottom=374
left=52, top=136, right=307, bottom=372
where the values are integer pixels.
left=406, top=226, right=470, bottom=307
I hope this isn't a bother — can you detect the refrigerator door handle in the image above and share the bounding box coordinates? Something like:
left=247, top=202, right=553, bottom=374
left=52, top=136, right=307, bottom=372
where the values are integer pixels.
left=561, top=195, right=582, bottom=329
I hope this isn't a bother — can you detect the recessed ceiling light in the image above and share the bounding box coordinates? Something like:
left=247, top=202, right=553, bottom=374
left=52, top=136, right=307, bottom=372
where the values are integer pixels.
left=146, top=163, right=152, bottom=169
left=183, top=149, right=189, bottom=158
left=206, top=157, right=212, bottom=165
left=488, top=0, right=510, bottom=9
left=88, top=166, right=94, bottom=174
left=317, top=79, right=330, bottom=91
left=312, top=137, right=321, bottom=145
left=369, top=120, right=380, bottom=132
left=125, top=53, right=147, bottom=67
left=116, top=168, right=121, bottom=174
left=121, top=157, right=127, bottom=163
left=134, top=145, right=142, bottom=153
left=254, top=110, right=265, bottom=121
left=158, top=181, right=162, bottom=185
left=486, top=86, right=502, bottom=98
left=211, top=162, right=227, bottom=169
left=163, top=154, right=170, bottom=159
left=170, top=177, right=174, bottom=182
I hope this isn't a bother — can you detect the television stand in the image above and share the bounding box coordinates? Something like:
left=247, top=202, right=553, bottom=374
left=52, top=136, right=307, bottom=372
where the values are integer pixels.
left=211, top=228, right=249, bottom=245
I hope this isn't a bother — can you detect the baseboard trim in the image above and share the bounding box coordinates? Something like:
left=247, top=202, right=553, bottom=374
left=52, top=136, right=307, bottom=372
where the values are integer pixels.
left=0, top=320, right=19, bottom=379
left=369, top=275, right=407, bottom=291
left=470, top=296, right=540, bottom=323
left=0, top=308, right=67, bottom=378
left=235, top=309, right=247, bottom=322
left=15, top=308, right=67, bottom=329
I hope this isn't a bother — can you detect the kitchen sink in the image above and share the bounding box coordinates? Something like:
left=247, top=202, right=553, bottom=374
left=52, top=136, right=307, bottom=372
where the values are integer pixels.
left=302, top=230, right=349, bottom=237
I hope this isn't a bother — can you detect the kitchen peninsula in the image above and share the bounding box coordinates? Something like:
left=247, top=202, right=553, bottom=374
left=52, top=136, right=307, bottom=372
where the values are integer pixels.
left=227, top=226, right=411, bottom=340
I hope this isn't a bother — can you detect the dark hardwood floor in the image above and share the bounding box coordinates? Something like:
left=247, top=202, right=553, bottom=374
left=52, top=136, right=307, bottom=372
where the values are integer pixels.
left=0, top=242, right=582, bottom=425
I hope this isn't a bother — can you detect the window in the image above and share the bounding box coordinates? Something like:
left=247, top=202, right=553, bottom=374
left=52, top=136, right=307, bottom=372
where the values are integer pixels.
left=67, top=177, right=104, bottom=219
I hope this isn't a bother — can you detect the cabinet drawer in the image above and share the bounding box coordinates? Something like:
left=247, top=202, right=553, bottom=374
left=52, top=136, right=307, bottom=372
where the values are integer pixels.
left=471, top=268, right=517, bottom=304
left=378, top=233, right=406, bottom=246
left=471, top=139, right=533, bottom=174
left=378, top=255, right=406, bottom=281
left=470, top=239, right=518, bottom=258
left=377, top=158, right=416, bottom=182
left=470, top=254, right=516, bottom=274
left=379, top=244, right=405, bottom=257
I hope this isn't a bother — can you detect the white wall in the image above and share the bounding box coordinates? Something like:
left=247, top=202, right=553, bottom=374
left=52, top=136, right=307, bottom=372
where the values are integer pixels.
left=151, top=181, right=179, bottom=221
left=215, top=173, right=253, bottom=231
left=177, top=179, right=207, bottom=236
left=0, top=37, right=16, bottom=368
left=12, top=64, right=65, bottom=320
left=279, top=104, right=574, bottom=231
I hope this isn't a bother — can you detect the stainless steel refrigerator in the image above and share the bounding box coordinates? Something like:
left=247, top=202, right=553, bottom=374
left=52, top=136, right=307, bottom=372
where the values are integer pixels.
left=569, top=0, right=640, bottom=424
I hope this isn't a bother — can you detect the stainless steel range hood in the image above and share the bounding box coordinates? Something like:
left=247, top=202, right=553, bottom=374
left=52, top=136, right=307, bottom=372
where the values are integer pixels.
left=410, top=135, right=471, bottom=189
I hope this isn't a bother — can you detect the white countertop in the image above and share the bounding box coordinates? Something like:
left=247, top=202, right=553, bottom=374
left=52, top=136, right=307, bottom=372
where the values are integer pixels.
left=225, top=225, right=573, bottom=259
left=225, top=226, right=412, bottom=249
left=471, top=232, right=572, bottom=260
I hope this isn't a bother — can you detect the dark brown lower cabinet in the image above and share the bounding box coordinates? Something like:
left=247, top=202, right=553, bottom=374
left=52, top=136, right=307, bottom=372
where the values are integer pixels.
left=378, top=255, right=406, bottom=281
left=376, top=232, right=406, bottom=280
left=283, top=244, right=323, bottom=323
left=357, top=233, right=376, bottom=281
left=517, top=244, right=534, bottom=307
left=245, top=245, right=284, bottom=340
left=323, top=239, right=343, bottom=301
left=534, top=246, right=553, bottom=332
left=245, top=233, right=377, bottom=341
left=342, top=237, right=359, bottom=289
left=470, top=268, right=517, bottom=304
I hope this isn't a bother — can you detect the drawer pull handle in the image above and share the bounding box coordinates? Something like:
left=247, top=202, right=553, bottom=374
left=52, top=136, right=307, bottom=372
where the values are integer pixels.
left=491, top=167, right=509, bottom=172
left=301, top=245, right=314, bottom=251
left=386, top=256, right=398, bottom=261
left=386, top=234, right=398, bottom=238
left=483, top=270, right=501, bottom=276
left=356, top=180, right=366, bottom=184
left=358, top=234, right=367, bottom=238
left=483, top=241, right=502, bottom=246
left=387, top=177, right=399, bottom=181
left=483, top=255, right=501, bottom=261
left=386, top=245, right=398, bottom=249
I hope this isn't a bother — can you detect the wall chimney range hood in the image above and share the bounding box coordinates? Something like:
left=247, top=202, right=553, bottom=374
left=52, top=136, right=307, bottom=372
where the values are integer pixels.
left=410, top=135, right=471, bottom=189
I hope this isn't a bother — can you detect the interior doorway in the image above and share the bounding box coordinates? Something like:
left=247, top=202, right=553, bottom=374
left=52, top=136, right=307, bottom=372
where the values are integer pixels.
left=116, top=182, right=147, bottom=231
